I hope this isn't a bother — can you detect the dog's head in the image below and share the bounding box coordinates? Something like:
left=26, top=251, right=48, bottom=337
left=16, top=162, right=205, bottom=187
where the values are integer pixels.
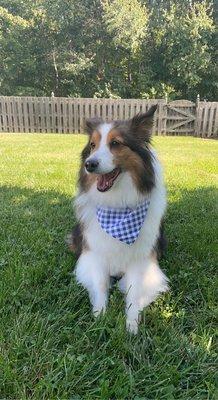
left=79, top=105, right=157, bottom=194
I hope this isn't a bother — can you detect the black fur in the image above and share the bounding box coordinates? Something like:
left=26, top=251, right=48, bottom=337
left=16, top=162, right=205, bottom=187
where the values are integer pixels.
left=155, top=220, right=167, bottom=260
left=129, top=105, right=157, bottom=144
left=122, top=135, right=155, bottom=192
left=66, top=223, right=83, bottom=258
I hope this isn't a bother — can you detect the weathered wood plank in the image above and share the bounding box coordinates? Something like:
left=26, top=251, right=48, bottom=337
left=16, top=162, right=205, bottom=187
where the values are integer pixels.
left=101, top=99, right=107, bottom=120
left=78, top=98, right=82, bottom=133
left=213, top=106, right=218, bottom=137
left=51, top=97, right=56, bottom=133
left=107, top=99, right=113, bottom=120
left=202, top=102, right=209, bottom=137
left=6, top=98, right=13, bottom=132
left=96, top=99, right=101, bottom=120
left=62, top=98, right=68, bottom=133
left=17, top=97, right=24, bottom=132
left=35, top=98, right=41, bottom=133
left=39, top=97, right=45, bottom=133
left=22, top=97, right=29, bottom=132
left=74, top=99, right=78, bottom=133
left=11, top=97, right=18, bottom=132
left=44, top=97, right=50, bottom=133
left=27, top=98, right=33, bottom=132
left=207, top=104, right=215, bottom=137
left=90, top=99, right=95, bottom=119
left=157, top=101, right=163, bottom=135
left=196, top=103, right=203, bottom=137
left=79, top=99, right=85, bottom=133
left=0, top=97, right=8, bottom=132
left=68, top=98, right=73, bottom=133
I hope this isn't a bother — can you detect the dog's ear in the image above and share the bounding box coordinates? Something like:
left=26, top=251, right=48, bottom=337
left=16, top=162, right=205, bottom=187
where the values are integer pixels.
left=129, top=105, right=157, bottom=143
left=84, top=117, right=102, bottom=135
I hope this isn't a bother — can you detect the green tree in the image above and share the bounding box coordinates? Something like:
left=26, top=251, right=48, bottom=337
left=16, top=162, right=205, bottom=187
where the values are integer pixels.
left=0, top=0, right=216, bottom=99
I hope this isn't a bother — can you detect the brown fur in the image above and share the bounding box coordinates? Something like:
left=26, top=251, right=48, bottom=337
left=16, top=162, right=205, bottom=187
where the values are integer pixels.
left=115, top=145, right=152, bottom=191
left=78, top=140, right=97, bottom=191
left=90, top=131, right=101, bottom=152
left=110, top=118, right=155, bottom=193
left=106, top=129, right=124, bottom=145
left=66, top=223, right=89, bottom=258
left=78, top=121, right=104, bottom=191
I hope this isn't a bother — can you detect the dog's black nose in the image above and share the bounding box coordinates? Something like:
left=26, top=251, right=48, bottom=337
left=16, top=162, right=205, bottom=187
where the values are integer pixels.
left=85, top=159, right=99, bottom=172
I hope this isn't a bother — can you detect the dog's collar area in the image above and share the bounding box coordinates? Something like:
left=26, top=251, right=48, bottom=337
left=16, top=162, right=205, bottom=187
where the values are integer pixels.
left=96, top=200, right=150, bottom=245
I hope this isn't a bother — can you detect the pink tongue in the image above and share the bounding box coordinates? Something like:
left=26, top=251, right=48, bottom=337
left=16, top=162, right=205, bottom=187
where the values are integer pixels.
left=97, top=173, right=112, bottom=191
left=97, top=168, right=120, bottom=192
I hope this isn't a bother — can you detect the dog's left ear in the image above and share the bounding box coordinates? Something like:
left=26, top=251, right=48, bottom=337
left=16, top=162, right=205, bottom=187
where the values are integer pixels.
left=129, top=104, right=157, bottom=143
left=84, top=117, right=102, bottom=135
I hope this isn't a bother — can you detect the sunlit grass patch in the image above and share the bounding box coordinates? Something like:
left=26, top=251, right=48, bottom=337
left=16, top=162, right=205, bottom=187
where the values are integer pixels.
left=0, top=134, right=217, bottom=399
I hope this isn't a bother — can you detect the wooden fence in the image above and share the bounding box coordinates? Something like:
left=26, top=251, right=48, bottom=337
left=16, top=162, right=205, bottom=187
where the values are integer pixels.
left=0, top=96, right=217, bottom=137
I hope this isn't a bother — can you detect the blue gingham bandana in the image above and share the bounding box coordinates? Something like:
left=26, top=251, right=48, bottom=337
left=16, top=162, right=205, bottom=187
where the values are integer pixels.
left=96, top=200, right=150, bottom=245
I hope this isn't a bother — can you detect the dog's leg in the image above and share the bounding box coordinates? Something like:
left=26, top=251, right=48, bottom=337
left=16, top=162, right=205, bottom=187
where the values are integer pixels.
left=125, top=253, right=169, bottom=334
left=75, top=251, right=109, bottom=316
left=118, top=275, right=126, bottom=293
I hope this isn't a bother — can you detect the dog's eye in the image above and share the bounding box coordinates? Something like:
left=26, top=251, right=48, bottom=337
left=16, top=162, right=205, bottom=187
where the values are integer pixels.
left=110, top=140, right=120, bottom=148
left=90, top=142, right=95, bottom=150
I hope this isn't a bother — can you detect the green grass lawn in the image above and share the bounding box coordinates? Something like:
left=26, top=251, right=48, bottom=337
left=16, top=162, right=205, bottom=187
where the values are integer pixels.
left=0, top=134, right=217, bottom=400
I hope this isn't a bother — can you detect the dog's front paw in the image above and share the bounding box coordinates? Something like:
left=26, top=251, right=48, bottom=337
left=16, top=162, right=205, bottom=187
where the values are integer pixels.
left=93, top=308, right=105, bottom=318
left=93, top=305, right=106, bottom=317
left=126, top=319, right=139, bottom=334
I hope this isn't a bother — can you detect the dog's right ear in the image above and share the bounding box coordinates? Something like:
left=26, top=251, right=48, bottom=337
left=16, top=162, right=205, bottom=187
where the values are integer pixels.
left=129, top=105, right=157, bottom=143
left=84, top=117, right=102, bottom=135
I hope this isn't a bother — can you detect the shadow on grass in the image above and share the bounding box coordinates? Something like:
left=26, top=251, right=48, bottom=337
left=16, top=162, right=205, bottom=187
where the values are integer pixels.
left=0, top=183, right=216, bottom=319
left=0, top=185, right=81, bottom=322
left=0, top=183, right=217, bottom=304
left=0, top=184, right=217, bottom=398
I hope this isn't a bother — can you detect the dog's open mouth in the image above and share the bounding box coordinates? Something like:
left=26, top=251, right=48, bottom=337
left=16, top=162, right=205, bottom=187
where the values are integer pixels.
left=97, top=168, right=121, bottom=192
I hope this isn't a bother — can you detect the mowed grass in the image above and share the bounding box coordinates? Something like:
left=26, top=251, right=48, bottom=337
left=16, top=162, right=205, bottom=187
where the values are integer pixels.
left=0, top=133, right=217, bottom=400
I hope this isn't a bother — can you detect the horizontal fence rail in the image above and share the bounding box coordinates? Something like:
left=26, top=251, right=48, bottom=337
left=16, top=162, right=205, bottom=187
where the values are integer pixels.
left=0, top=96, right=217, bottom=137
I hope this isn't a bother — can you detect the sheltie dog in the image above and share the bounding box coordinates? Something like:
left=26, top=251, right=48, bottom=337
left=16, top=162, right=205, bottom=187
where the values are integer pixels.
left=67, top=105, right=169, bottom=333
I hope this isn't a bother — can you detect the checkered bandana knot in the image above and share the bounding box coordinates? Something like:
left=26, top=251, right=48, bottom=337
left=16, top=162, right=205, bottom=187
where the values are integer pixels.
left=96, top=200, right=150, bottom=245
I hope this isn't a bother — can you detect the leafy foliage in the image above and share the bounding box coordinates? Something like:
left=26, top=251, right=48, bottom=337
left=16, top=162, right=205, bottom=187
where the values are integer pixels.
left=102, top=0, right=149, bottom=52
left=0, top=0, right=216, bottom=99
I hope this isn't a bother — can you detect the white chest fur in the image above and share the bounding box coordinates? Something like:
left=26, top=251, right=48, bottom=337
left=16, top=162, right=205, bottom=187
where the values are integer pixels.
left=75, top=157, right=166, bottom=276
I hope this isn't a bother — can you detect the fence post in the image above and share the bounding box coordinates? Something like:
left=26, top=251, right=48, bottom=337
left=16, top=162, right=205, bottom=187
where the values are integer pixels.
left=195, top=94, right=200, bottom=137
left=163, top=94, right=168, bottom=135
left=157, top=99, right=167, bottom=135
